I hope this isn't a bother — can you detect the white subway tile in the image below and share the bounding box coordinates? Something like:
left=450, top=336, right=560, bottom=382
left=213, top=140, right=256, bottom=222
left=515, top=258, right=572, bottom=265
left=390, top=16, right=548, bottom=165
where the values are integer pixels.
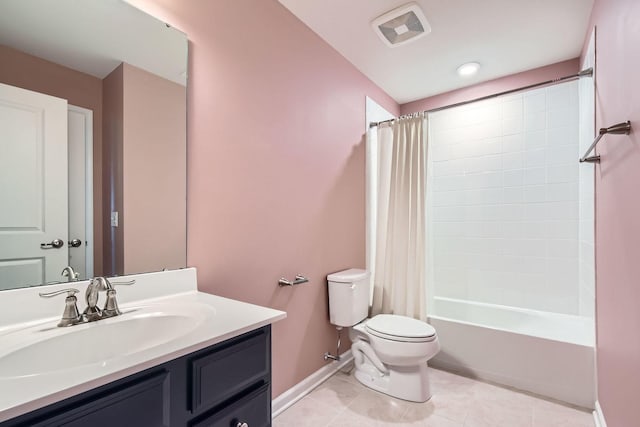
left=433, top=190, right=465, bottom=207
left=548, top=107, right=579, bottom=129
left=502, top=98, right=523, bottom=118
left=525, top=111, right=547, bottom=132
left=521, top=256, right=547, bottom=274
left=433, top=175, right=466, bottom=192
left=464, top=237, right=503, bottom=255
left=547, top=125, right=578, bottom=147
left=524, top=203, right=548, bottom=221
left=503, top=116, right=523, bottom=135
left=465, top=221, right=503, bottom=238
left=464, top=188, right=503, bottom=205
left=524, top=185, right=546, bottom=203
left=547, top=239, right=579, bottom=258
left=465, top=171, right=503, bottom=189
left=524, top=91, right=546, bottom=113
left=524, top=167, right=546, bottom=185
left=430, top=144, right=451, bottom=161
left=499, top=204, right=525, bottom=221
left=473, top=119, right=503, bottom=140
left=502, top=151, right=524, bottom=169
left=433, top=221, right=466, bottom=237
left=502, top=134, right=525, bottom=152
left=433, top=158, right=466, bottom=176
left=501, top=222, right=523, bottom=239
left=547, top=220, right=579, bottom=239
left=433, top=206, right=466, bottom=222
left=504, top=239, right=547, bottom=257
left=547, top=182, right=578, bottom=201
left=547, top=201, right=579, bottom=220
left=525, top=130, right=547, bottom=149
left=525, top=148, right=546, bottom=168
left=547, top=145, right=579, bottom=166
left=466, top=253, right=505, bottom=271
left=434, top=277, right=468, bottom=299
left=547, top=164, right=578, bottom=183
left=502, top=255, right=524, bottom=273
left=548, top=83, right=578, bottom=111
left=521, top=221, right=547, bottom=239
left=503, top=170, right=525, bottom=186
left=465, top=154, right=502, bottom=173
left=503, top=187, right=524, bottom=203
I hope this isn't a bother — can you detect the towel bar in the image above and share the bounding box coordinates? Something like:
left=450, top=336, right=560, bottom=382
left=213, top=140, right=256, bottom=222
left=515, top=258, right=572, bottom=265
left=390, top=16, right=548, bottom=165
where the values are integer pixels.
left=580, top=121, right=631, bottom=163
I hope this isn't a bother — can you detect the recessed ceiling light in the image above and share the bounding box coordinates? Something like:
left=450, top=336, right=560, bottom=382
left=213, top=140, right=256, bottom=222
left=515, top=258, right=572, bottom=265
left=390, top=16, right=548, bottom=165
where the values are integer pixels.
left=457, top=62, right=480, bottom=77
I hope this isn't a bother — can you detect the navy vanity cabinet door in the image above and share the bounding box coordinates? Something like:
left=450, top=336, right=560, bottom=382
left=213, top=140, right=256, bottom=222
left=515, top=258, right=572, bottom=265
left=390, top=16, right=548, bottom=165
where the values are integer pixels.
left=28, top=371, right=171, bottom=427
left=189, top=384, right=270, bottom=427
left=190, top=327, right=270, bottom=413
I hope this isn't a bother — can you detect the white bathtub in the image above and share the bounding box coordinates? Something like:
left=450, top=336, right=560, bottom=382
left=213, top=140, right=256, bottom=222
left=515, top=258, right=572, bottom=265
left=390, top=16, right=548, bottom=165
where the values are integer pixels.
left=428, top=297, right=595, bottom=408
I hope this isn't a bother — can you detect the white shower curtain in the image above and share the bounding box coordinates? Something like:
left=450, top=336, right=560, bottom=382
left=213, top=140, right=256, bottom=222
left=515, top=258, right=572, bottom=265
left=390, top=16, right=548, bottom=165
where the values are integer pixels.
left=370, top=115, right=428, bottom=321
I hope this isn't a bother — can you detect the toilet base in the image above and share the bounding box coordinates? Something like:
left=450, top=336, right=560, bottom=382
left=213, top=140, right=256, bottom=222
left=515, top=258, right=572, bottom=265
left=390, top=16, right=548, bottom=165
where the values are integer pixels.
left=353, top=361, right=432, bottom=402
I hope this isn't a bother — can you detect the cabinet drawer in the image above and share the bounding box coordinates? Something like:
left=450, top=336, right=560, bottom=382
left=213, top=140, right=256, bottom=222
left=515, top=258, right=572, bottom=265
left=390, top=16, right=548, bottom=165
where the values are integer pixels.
left=190, top=384, right=270, bottom=427
left=190, top=328, right=269, bottom=412
left=28, top=371, right=170, bottom=427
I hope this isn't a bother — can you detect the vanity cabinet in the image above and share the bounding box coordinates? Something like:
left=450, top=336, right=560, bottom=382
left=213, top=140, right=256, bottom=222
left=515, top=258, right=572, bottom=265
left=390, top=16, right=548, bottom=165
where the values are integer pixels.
left=1, top=326, right=271, bottom=427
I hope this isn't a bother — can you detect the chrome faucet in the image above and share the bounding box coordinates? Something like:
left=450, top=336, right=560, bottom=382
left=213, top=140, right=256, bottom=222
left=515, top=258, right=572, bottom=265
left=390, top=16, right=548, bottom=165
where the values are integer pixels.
left=39, top=277, right=135, bottom=327
left=61, top=266, right=79, bottom=282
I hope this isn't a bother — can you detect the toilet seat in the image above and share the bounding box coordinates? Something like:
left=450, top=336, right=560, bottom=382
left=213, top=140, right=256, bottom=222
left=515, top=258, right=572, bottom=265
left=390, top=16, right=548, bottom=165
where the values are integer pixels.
left=365, top=314, right=436, bottom=343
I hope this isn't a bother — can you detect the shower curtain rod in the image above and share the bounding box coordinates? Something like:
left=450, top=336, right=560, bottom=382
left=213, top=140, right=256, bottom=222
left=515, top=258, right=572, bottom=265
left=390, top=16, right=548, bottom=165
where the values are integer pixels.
left=369, top=67, right=594, bottom=128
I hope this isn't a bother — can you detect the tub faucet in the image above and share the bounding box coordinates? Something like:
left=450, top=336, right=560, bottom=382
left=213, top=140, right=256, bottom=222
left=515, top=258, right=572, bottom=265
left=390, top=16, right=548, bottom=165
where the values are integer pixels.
left=61, top=266, right=79, bottom=282
left=84, top=277, right=135, bottom=321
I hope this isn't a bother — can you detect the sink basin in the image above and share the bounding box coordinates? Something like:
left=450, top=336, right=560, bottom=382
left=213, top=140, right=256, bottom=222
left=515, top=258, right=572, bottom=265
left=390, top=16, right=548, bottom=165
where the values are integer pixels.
left=0, top=302, right=214, bottom=379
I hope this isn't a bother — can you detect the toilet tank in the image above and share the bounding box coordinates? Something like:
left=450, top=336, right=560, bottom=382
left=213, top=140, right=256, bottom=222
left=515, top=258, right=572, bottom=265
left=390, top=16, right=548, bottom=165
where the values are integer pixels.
left=327, top=268, right=370, bottom=327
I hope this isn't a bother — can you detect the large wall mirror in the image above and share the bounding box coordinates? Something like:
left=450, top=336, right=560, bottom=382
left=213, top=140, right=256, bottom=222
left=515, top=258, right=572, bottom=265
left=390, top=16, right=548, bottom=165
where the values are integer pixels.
left=0, top=0, right=187, bottom=290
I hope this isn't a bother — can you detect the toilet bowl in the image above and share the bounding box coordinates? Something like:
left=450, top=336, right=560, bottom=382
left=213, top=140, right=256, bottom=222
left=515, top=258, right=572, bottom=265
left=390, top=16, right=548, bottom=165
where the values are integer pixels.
left=327, top=268, right=440, bottom=402
left=349, top=314, right=440, bottom=402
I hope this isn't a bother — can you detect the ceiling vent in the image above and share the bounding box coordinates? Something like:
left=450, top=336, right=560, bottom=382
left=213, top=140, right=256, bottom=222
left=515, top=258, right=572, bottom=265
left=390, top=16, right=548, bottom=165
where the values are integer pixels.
left=372, top=2, right=431, bottom=48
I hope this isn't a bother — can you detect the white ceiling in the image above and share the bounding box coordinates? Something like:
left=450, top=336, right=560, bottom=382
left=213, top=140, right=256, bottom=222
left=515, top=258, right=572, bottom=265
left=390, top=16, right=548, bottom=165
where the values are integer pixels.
left=0, top=0, right=187, bottom=86
left=278, top=0, right=594, bottom=104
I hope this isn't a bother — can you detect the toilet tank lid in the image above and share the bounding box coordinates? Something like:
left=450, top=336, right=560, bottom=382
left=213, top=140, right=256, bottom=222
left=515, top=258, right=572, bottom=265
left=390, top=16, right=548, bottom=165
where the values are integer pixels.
left=327, top=268, right=369, bottom=283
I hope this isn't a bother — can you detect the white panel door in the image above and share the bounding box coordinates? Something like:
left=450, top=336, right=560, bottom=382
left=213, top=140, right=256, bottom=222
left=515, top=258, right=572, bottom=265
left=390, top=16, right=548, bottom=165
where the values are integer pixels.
left=0, top=82, right=68, bottom=289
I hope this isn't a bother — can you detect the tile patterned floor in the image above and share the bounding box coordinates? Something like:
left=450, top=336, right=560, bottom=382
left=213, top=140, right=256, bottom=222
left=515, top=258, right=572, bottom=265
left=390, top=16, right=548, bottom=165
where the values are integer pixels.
left=273, top=367, right=594, bottom=427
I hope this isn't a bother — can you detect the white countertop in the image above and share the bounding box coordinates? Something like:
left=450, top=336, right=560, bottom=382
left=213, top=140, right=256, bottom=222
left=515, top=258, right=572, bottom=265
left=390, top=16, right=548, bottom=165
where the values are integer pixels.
left=0, top=268, right=286, bottom=422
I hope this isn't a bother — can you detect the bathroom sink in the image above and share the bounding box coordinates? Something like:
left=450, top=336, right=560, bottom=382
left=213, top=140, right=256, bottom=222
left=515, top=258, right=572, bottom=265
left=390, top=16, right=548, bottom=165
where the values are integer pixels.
left=0, top=302, right=215, bottom=379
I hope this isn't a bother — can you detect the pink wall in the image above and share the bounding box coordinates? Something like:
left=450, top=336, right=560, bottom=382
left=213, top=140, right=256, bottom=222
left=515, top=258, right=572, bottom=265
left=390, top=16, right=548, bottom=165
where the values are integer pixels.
left=400, top=59, right=580, bottom=115
left=122, top=63, right=187, bottom=274
left=0, top=44, right=104, bottom=276
left=127, top=0, right=399, bottom=396
left=583, top=1, right=640, bottom=425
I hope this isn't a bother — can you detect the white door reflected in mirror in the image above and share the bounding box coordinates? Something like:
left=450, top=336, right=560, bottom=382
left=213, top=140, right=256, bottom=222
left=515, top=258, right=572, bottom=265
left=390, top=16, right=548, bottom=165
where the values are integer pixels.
left=0, top=83, right=68, bottom=289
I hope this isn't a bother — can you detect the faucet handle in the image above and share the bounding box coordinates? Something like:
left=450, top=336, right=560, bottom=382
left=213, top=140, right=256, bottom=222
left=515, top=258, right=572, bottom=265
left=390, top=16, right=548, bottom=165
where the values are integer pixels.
left=39, top=288, right=80, bottom=298
left=109, top=279, right=136, bottom=287
left=101, top=279, right=134, bottom=318
left=39, top=288, right=82, bottom=327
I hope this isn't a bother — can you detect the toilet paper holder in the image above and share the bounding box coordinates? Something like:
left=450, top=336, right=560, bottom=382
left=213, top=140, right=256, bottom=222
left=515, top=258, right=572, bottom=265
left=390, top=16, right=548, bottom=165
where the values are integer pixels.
left=278, top=275, right=309, bottom=287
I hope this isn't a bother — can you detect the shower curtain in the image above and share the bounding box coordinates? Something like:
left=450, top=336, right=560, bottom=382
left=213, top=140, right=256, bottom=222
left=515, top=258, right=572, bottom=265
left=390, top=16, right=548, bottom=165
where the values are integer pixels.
left=370, top=115, right=428, bottom=321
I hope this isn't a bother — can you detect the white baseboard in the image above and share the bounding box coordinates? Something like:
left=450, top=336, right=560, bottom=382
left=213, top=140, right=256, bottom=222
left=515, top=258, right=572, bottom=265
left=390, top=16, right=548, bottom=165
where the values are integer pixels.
left=593, top=401, right=607, bottom=427
left=272, top=350, right=353, bottom=418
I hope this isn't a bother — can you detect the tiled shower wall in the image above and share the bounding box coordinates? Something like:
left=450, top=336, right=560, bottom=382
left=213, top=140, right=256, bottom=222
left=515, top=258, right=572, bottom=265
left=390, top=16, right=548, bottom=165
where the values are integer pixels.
left=429, top=81, right=585, bottom=315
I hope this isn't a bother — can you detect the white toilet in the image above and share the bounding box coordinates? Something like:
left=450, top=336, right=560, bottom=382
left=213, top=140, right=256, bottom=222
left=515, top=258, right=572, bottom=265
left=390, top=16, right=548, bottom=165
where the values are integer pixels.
left=327, top=268, right=440, bottom=402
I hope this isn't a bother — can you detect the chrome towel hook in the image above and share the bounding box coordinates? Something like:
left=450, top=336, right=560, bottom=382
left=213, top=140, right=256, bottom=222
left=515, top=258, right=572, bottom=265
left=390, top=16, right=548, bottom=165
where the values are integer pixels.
left=580, top=121, right=631, bottom=163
